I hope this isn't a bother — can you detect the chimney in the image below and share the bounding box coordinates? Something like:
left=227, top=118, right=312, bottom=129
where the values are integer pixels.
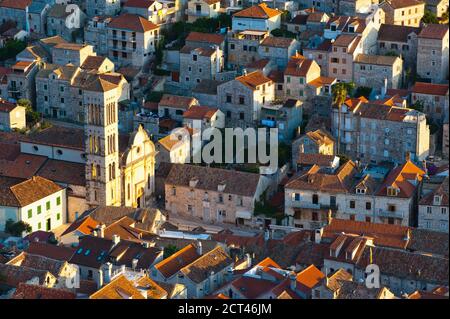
left=405, top=151, right=411, bottom=162
left=132, top=258, right=138, bottom=271
left=314, top=228, right=323, bottom=244
left=289, top=272, right=297, bottom=291
left=99, top=224, right=105, bottom=238
left=246, top=253, right=252, bottom=268
left=102, top=262, right=112, bottom=284
left=197, top=241, right=203, bottom=255
left=243, top=68, right=247, bottom=76
left=112, top=234, right=120, bottom=246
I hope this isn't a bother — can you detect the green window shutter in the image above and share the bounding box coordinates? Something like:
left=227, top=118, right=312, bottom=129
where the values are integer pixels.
left=37, top=205, right=42, bottom=214
left=28, top=209, right=32, bottom=219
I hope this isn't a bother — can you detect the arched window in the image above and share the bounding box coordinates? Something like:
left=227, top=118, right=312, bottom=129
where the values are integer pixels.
left=127, top=183, right=131, bottom=200
left=108, top=164, right=112, bottom=181
left=92, top=164, right=97, bottom=179
left=112, top=162, right=116, bottom=179
left=147, top=174, right=151, bottom=190
left=96, top=165, right=101, bottom=177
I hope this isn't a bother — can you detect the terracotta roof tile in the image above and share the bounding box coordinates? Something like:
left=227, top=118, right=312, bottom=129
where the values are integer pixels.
left=182, top=105, right=218, bottom=120
left=0, top=176, right=63, bottom=207
left=90, top=274, right=145, bottom=299
left=0, top=153, right=48, bottom=179
left=376, top=160, right=425, bottom=198
left=159, top=94, right=197, bottom=110
left=186, top=32, right=225, bottom=45
left=108, top=13, right=159, bottom=32
left=154, top=243, right=200, bottom=279
left=385, top=0, right=425, bottom=9
left=26, top=242, right=75, bottom=261
left=412, top=82, right=449, bottom=96
left=0, top=0, right=31, bottom=10
left=378, top=24, right=420, bottom=42
left=0, top=99, right=19, bottom=113
left=236, top=70, right=272, bottom=90
left=61, top=216, right=99, bottom=237
left=36, top=159, right=86, bottom=186
left=418, top=23, right=448, bottom=39
left=12, top=283, right=76, bottom=299
left=180, top=246, right=232, bottom=283
left=260, top=36, right=295, bottom=48
left=284, top=54, right=314, bottom=77
left=233, top=3, right=281, bottom=19
left=124, top=0, right=156, bottom=8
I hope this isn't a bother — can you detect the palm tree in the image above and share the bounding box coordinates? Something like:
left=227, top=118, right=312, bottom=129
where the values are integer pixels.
left=332, top=82, right=355, bottom=155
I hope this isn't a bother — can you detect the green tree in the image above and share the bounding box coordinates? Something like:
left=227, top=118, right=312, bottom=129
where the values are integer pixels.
left=17, top=98, right=40, bottom=126
left=163, top=244, right=179, bottom=258
left=332, top=82, right=355, bottom=154
left=422, top=9, right=439, bottom=24
left=0, top=39, right=26, bottom=61
left=354, top=86, right=372, bottom=99
left=410, top=100, right=424, bottom=112
left=5, top=219, right=32, bottom=236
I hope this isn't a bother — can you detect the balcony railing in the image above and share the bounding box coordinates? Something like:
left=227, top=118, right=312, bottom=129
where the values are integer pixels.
left=378, top=209, right=404, bottom=219
left=291, top=201, right=338, bottom=210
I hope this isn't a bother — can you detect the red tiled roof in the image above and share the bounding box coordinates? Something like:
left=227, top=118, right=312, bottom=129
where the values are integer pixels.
left=0, top=99, right=18, bottom=113
left=0, top=0, right=31, bottom=10
left=13, top=283, right=76, bottom=299
left=185, top=32, right=225, bottom=45
left=0, top=153, right=47, bottom=179
left=61, top=216, right=99, bottom=237
left=376, top=160, right=425, bottom=198
left=154, top=244, right=200, bottom=279
left=159, top=94, right=197, bottom=110
left=36, top=159, right=86, bottom=186
left=385, top=0, right=425, bottom=9
left=260, top=36, right=295, bottom=48
left=236, top=71, right=272, bottom=89
left=233, top=3, right=281, bottom=19
left=284, top=54, right=314, bottom=77
left=296, top=264, right=325, bottom=292
left=182, top=105, right=218, bottom=120
left=108, top=13, right=159, bottom=32
left=418, top=24, right=448, bottom=39
left=412, top=82, right=449, bottom=96
left=124, top=0, right=155, bottom=8
left=26, top=242, right=75, bottom=261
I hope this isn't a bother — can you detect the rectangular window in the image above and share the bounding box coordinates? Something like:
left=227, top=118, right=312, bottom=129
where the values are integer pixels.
left=37, top=205, right=42, bottom=214
left=57, top=213, right=61, bottom=220
left=350, top=201, right=355, bottom=209
left=38, top=222, right=42, bottom=230
left=46, top=201, right=51, bottom=210
left=366, top=202, right=371, bottom=210
left=28, top=209, right=32, bottom=219
left=56, top=196, right=61, bottom=206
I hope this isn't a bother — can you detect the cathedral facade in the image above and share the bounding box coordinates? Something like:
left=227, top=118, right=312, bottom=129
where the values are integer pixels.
left=83, top=75, right=156, bottom=209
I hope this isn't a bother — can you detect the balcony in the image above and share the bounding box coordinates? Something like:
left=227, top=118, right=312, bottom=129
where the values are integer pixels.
left=377, top=209, right=404, bottom=219
left=291, top=201, right=338, bottom=210
left=109, top=34, right=136, bottom=42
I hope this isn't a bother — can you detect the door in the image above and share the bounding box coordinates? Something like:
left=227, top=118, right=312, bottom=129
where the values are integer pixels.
left=52, top=109, right=58, bottom=118
left=46, top=218, right=51, bottom=231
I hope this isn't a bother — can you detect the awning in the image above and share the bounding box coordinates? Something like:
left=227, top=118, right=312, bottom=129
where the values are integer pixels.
left=236, top=210, right=252, bottom=220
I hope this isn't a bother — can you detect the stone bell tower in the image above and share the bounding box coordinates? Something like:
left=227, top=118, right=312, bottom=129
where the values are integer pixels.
left=84, top=77, right=121, bottom=207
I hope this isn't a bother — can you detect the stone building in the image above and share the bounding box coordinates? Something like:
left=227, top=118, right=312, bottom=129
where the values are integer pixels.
left=291, top=129, right=335, bottom=167
left=338, top=0, right=372, bottom=15
left=231, top=3, right=282, bottom=32
left=418, top=176, right=449, bottom=232
left=381, top=0, right=425, bottom=27
left=227, top=30, right=268, bottom=70
left=124, top=0, right=166, bottom=24
left=179, top=45, right=224, bottom=90
left=411, top=82, right=449, bottom=124
left=331, top=98, right=430, bottom=164
left=158, top=94, right=199, bottom=123
left=83, top=75, right=156, bottom=208
left=84, top=16, right=112, bottom=56
left=51, top=43, right=95, bottom=67
left=0, top=99, right=26, bottom=131
left=6, top=60, right=39, bottom=104
left=284, top=53, right=321, bottom=101
left=217, top=70, right=275, bottom=128
left=186, top=0, right=221, bottom=23
left=0, top=0, right=31, bottom=32
left=257, top=36, right=299, bottom=69
left=416, top=24, right=449, bottom=84
left=85, top=0, right=120, bottom=17
left=303, top=40, right=333, bottom=77
left=46, top=3, right=86, bottom=42
left=376, top=24, right=420, bottom=71
left=328, top=34, right=363, bottom=82
left=353, top=54, right=403, bottom=91
left=107, top=13, right=160, bottom=68
left=164, top=164, right=270, bottom=225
